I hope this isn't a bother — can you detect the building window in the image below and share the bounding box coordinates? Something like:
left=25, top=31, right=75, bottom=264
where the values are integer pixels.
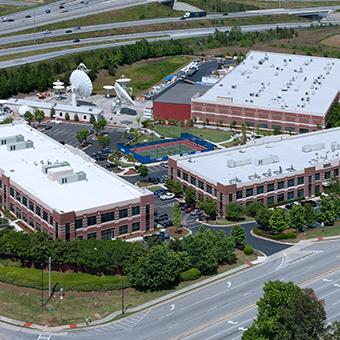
left=87, top=215, right=97, bottom=226
left=315, top=185, right=320, bottom=194
left=267, top=196, right=274, bottom=205
left=287, top=191, right=294, bottom=200
left=236, top=191, right=243, bottom=199
left=335, top=169, right=339, bottom=177
left=257, top=186, right=264, bottom=195
left=36, top=222, right=41, bottom=232
left=75, top=219, right=83, bottom=229
left=246, top=188, right=253, bottom=197
left=297, top=176, right=304, bottom=185
left=10, top=187, right=14, bottom=197
left=315, top=173, right=320, bottom=181
left=206, top=185, right=212, bottom=194
left=22, top=196, right=27, bottom=207
left=177, top=169, right=181, bottom=178
left=29, top=201, right=34, bottom=211
left=119, top=225, right=128, bottom=235
left=101, top=212, right=115, bottom=223
left=190, top=176, right=196, bottom=186
left=267, top=183, right=275, bottom=192
left=35, top=206, right=41, bottom=217
left=15, top=191, right=21, bottom=202
left=87, top=232, right=97, bottom=239
left=297, top=189, right=304, bottom=198
left=277, top=181, right=284, bottom=190
left=259, top=123, right=268, bottom=129
left=0, top=179, right=2, bottom=189
left=119, top=208, right=128, bottom=219
left=43, top=210, right=48, bottom=222
left=132, top=206, right=140, bottom=216
left=325, top=171, right=331, bottom=180
left=287, top=179, right=295, bottom=187
left=65, top=223, right=70, bottom=241
left=183, top=172, right=188, bottom=182
left=277, top=193, right=285, bottom=202
left=145, top=204, right=150, bottom=231
left=198, top=181, right=204, bottom=190
left=101, top=228, right=114, bottom=240
left=228, top=193, right=233, bottom=202
left=132, top=222, right=140, bottom=232
left=49, top=216, right=53, bottom=225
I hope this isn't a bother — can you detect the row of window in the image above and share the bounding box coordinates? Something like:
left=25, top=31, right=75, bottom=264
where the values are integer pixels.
left=248, top=188, right=307, bottom=206
left=178, top=170, right=216, bottom=196
left=75, top=206, right=140, bottom=229
left=85, top=222, right=141, bottom=240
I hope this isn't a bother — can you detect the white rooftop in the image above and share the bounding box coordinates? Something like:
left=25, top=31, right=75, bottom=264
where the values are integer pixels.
left=196, top=50, right=340, bottom=117
left=0, top=124, right=148, bottom=213
left=173, top=128, right=340, bottom=187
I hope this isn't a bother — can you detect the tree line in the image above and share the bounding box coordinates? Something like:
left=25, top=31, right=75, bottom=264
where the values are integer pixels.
left=0, top=226, right=238, bottom=291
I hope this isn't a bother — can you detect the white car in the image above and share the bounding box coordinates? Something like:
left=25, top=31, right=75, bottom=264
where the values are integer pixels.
left=43, top=30, right=51, bottom=34
left=159, top=192, right=175, bottom=201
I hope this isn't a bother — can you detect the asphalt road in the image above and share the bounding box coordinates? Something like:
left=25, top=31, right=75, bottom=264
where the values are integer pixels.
left=1, top=240, right=340, bottom=340
left=0, top=21, right=324, bottom=69
left=0, top=3, right=338, bottom=36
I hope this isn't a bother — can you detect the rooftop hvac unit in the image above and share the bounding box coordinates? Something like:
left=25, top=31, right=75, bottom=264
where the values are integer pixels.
left=42, top=161, right=70, bottom=174
left=0, top=134, right=24, bottom=146
left=7, top=140, right=33, bottom=151
left=331, top=142, right=340, bottom=152
left=227, top=158, right=252, bottom=168
left=58, top=171, right=87, bottom=185
left=302, top=143, right=325, bottom=153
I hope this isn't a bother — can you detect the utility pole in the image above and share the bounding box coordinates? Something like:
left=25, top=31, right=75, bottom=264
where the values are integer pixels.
left=121, top=287, right=125, bottom=315
left=48, top=257, right=52, bottom=297
left=41, top=264, right=44, bottom=307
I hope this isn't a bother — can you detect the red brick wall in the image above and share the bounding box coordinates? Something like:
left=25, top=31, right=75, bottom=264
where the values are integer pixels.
left=153, top=102, right=191, bottom=121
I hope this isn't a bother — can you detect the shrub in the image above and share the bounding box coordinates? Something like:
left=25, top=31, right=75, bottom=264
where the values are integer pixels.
left=244, top=244, right=253, bottom=256
left=65, top=112, right=70, bottom=121
left=272, top=232, right=297, bottom=240
left=74, top=113, right=79, bottom=122
left=180, top=268, right=201, bottom=282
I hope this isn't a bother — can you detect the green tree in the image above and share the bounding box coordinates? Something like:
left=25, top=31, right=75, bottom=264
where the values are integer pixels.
left=201, top=199, right=217, bottom=220
left=165, top=179, right=183, bottom=197
left=74, top=113, right=79, bottom=122
left=246, top=201, right=264, bottom=217
left=325, top=177, right=340, bottom=196
left=243, top=281, right=327, bottom=340
left=65, top=112, right=70, bottom=121
left=289, top=204, right=306, bottom=231
left=317, top=195, right=337, bottom=226
left=231, top=225, right=245, bottom=249
left=34, top=109, right=44, bottom=126
left=241, top=123, right=247, bottom=144
left=128, top=245, right=187, bottom=291
left=304, top=203, right=316, bottom=226
left=76, top=128, right=90, bottom=146
left=24, top=111, right=34, bottom=125
left=172, top=203, right=181, bottom=232
left=137, top=164, right=149, bottom=179
left=184, top=186, right=196, bottom=205
left=92, top=117, right=107, bottom=135
left=97, top=135, right=111, bottom=149
left=255, top=207, right=272, bottom=230
left=269, top=208, right=289, bottom=233
left=226, top=203, right=245, bottom=221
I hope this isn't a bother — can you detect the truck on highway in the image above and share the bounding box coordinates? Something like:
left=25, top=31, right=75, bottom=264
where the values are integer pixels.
left=181, top=11, right=207, bottom=20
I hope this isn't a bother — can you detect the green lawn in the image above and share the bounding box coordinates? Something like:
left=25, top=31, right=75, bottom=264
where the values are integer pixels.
left=153, top=125, right=231, bottom=143
left=297, top=221, right=340, bottom=240
left=206, top=216, right=255, bottom=226
left=0, top=265, right=128, bottom=291
left=93, top=56, right=194, bottom=95
left=0, top=5, right=21, bottom=16
left=147, top=185, right=164, bottom=193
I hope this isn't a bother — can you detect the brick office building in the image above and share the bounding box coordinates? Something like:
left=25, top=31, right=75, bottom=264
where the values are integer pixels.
left=168, top=128, right=340, bottom=216
left=191, top=51, right=340, bottom=133
left=0, top=124, right=154, bottom=240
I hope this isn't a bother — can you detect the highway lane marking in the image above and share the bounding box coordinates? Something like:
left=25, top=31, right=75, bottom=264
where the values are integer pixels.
left=226, top=281, right=232, bottom=288
left=323, top=279, right=333, bottom=282
left=238, top=326, right=248, bottom=331
left=334, top=283, right=340, bottom=288
left=227, top=320, right=238, bottom=325
left=170, top=304, right=175, bottom=311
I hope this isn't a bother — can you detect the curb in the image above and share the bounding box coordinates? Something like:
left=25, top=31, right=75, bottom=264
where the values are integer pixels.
left=250, top=229, right=296, bottom=246
left=199, top=220, right=256, bottom=228
left=0, top=262, right=256, bottom=332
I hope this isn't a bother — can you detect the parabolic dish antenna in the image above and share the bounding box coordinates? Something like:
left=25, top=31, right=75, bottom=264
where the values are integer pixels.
left=53, top=79, right=64, bottom=87
left=69, top=69, right=93, bottom=106
left=103, top=85, right=114, bottom=98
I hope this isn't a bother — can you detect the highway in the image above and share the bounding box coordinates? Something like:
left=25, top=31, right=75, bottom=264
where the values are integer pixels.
left=0, top=3, right=339, bottom=36
left=0, top=21, right=325, bottom=69
left=1, top=239, right=340, bottom=339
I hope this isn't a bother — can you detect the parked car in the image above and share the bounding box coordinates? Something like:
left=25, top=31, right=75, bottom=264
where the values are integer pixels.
left=160, top=192, right=175, bottom=201
left=65, top=29, right=72, bottom=33
left=44, top=125, right=52, bottom=130
left=105, top=163, right=116, bottom=169
left=73, top=39, right=80, bottom=43
left=25, top=15, right=31, bottom=18
left=300, top=200, right=318, bottom=208
left=43, top=30, right=51, bottom=34
left=156, top=214, right=168, bottom=223
left=160, top=162, right=168, bottom=168
left=102, top=147, right=113, bottom=154
left=153, top=189, right=167, bottom=197
left=59, top=5, right=64, bottom=9
left=190, top=209, right=201, bottom=216
left=284, top=202, right=299, bottom=210
left=59, top=140, right=65, bottom=145
left=159, top=219, right=173, bottom=227
left=158, top=231, right=170, bottom=240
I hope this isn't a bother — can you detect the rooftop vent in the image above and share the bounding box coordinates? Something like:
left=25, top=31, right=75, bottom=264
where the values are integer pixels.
left=58, top=171, right=87, bottom=185
left=7, top=139, right=33, bottom=152
left=302, top=143, right=325, bottom=153
left=229, top=176, right=242, bottom=184
left=0, top=134, right=24, bottom=146
left=42, top=161, right=70, bottom=174
left=227, top=158, right=252, bottom=168
left=331, top=142, right=340, bottom=152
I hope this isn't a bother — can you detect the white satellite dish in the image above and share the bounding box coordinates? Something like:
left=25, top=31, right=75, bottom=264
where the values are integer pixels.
left=53, top=79, right=64, bottom=87
left=114, top=81, right=135, bottom=106
left=69, top=69, right=93, bottom=107
left=103, top=85, right=114, bottom=98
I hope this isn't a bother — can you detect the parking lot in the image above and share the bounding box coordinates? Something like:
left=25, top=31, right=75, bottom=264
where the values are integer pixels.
left=42, top=121, right=125, bottom=155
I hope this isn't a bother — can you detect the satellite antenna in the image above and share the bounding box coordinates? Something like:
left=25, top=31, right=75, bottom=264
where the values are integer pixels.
left=69, top=69, right=93, bottom=107
left=103, top=85, right=114, bottom=98
left=114, top=75, right=135, bottom=106
left=53, top=80, right=64, bottom=99
left=77, top=63, right=90, bottom=73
